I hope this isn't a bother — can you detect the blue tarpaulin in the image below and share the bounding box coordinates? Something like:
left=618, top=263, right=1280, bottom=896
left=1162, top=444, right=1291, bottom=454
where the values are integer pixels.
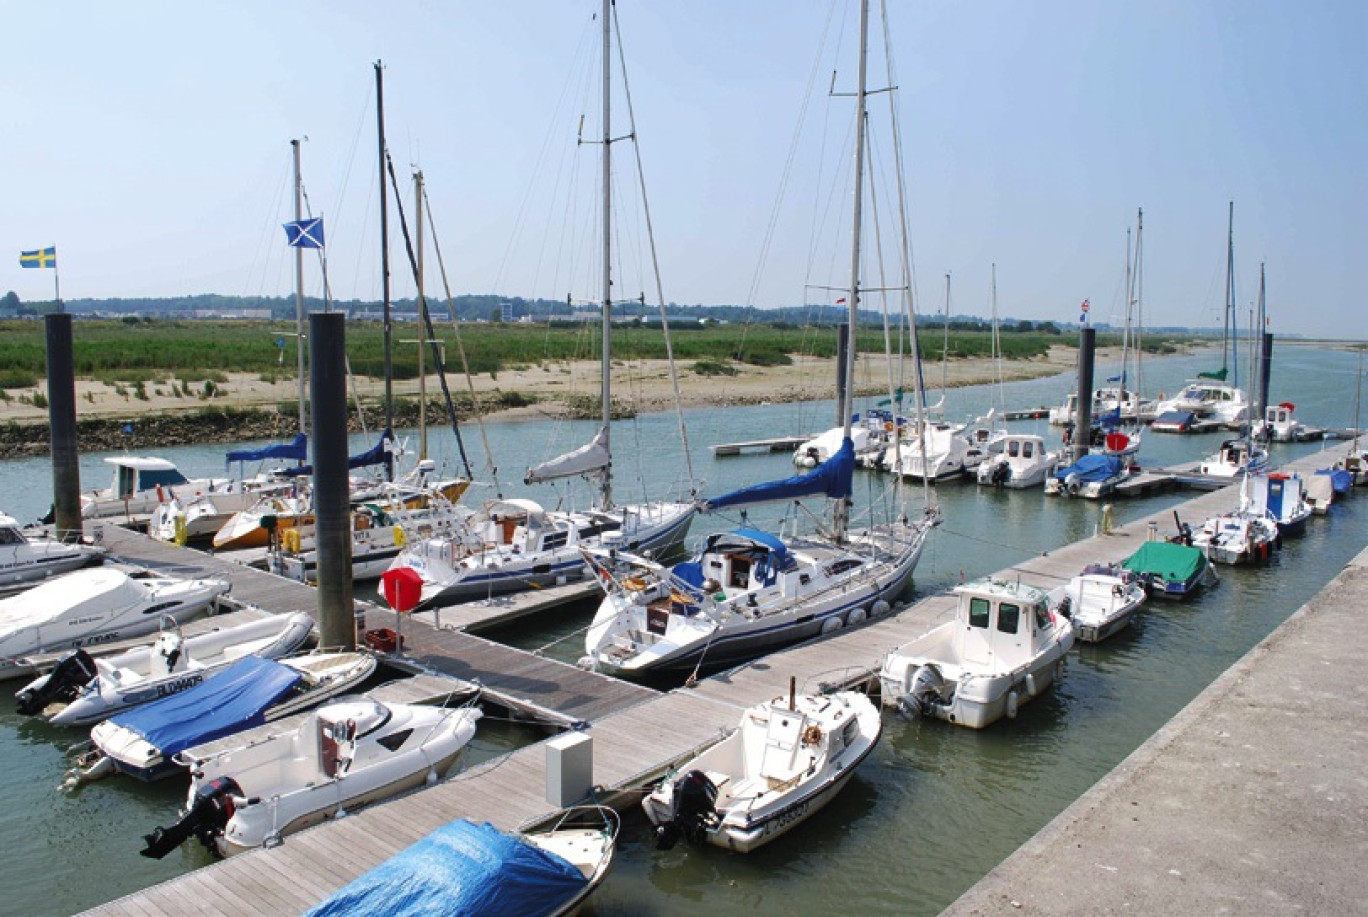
left=700, top=437, right=854, bottom=512
left=225, top=433, right=307, bottom=467
left=1052, top=454, right=1124, bottom=483
left=281, top=430, right=394, bottom=478
left=304, top=819, right=588, bottom=917
left=1315, top=468, right=1354, bottom=495
left=111, top=656, right=302, bottom=758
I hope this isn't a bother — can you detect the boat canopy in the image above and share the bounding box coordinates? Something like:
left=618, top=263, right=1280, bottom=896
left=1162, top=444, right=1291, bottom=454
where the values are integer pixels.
left=303, top=819, right=588, bottom=917
left=281, top=430, right=393, bottom=478
left=1052, top=454, right=1123, bottom=483
left=524, top=425, right=611, bottom=485
left=225, top=433, right=307, bottom=467
left=1122, top=542, right=1205, bottom=583
left=110, top=655, right=302, bottom=758
left=700, top=437, right=854, bottom=512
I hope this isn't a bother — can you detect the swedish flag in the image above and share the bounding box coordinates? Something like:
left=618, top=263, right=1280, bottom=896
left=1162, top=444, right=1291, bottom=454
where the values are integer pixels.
left=19, top=247, right=57, bottom=269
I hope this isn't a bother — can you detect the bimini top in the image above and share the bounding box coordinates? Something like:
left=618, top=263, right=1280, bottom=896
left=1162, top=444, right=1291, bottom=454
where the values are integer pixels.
left=1122, top=541, right=1206, bottom=583
left=700, top=437, right=854, bottom=512
left=304, top=819, right=587, bottom=917
left=109, top=655, right=302, bottom=758
left=225, top=432, right=308, bottom=466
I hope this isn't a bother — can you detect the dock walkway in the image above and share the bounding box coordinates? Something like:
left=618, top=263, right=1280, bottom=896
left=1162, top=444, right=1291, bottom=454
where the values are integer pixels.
left=82, top=444, right=1357, bottom=916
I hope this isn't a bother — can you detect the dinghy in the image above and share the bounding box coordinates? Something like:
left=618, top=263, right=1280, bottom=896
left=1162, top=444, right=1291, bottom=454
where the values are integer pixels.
left=303, top=807, right=619, bottom=917
left=643, top=684, right=880, bottom=852
left=0, top=513, right=106, bottom=595
left=1122, top=541, right=1218, bottom=599
left=141, top=696, right=481, bottom=858
left=0, top=567, right=229, bottom=680
left=83, top=651, right=376, bottom=782
left=879, top=578, right=1074, bottom=728
left=15, top=611, right=316, bottom=725
left=1050, top=565, right=1147, bottom=643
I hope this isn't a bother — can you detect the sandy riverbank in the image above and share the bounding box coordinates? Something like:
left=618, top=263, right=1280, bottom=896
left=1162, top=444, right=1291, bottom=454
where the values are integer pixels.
left=0, top=344, right=1101, bottom=429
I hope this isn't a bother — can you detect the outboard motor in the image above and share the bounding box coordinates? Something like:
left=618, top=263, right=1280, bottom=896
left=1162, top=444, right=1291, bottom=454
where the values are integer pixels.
left=15, top=649, right=98, bottom=716
left=140, top=776, right=245, bottom=860
left=990, top=462, right=1011, bottom=486
left=896, top=663, right=947, bottom=722
left=655, top=770, right=719, bottom=850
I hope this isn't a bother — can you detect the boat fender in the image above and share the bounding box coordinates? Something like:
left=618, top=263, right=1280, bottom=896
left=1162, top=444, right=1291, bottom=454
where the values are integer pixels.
left=846, top=606, right=868, bottom=627
left=820, top=616, right=844, bottom=635
left=282, top=527, right=301, bottom=555
left=393, top=525, right=406, bottom=549
left=173, top=514, right=188, bottom=547
left=1005, top=690, right=1020, bottom=719
left=872, top=599, right=891, bottom=617
left=1025, top=673, right=1038, bottom=697
left=802, top=724, right=824, bottom=746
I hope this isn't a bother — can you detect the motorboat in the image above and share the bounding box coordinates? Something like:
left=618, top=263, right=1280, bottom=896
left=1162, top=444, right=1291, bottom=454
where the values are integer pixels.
left=1150, top=410, right=1198, bottom=434
left=148, top=476, right=294, bottom=544
left=0, top=513, right=106, bottom=595
left=1122, top=541, right=1217, bottom=599
left=82, top=651, right=377, bottom=782
left=794, top=410, right=900, bottom=468
left=0, top=567, right=230, bottom=680
left=141, top=696, right=482, bottom=858
left=15, top=611, right=317, bottom=725
left=302, top=807, right=619, bottom=917
left=869, top=421, right=979, bottom=481
left=384, top=496, right=693, bottom=608
left=879, top=577, right=1074, bottom=729
left=1198, top=438, right=1270, bottom=479
left=1049, top=564, right=1147, bottom=643
left=642, top=686, right=880, bottom=852
left=976, top=434, right=1060, bottom=488
left=81, top=456, right=230, bottom=520
left=1307, top=469, right=1352, bottom=515
left=581, top=512, right=930, bottom=678
left=1252, top=402, right=1313, bottom=443
left=1153, top=380, right=1250, bottom=429
left=1248, top=472, right=1312, bottom=536
left=1048, top=387, right=1151, bottom=426
left=1190, top=510, right=1279, bottom=565
left=1044, top=453, right=1128, bottom=498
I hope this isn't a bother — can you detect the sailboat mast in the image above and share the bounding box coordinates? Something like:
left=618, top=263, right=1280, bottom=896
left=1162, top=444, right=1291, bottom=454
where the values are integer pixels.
left=1134, top=207, right=1144, bottom=400
left=414, top=169, right=428, bottom=461
left=290, top=138, right=307, bottom=435
left=376, top=61, right=394, bottom=468
left=1121, top=225, right=1132, bottom=391
left=1223, top=200, right=1234, bottom=384
left=941, top=273, right=950, bottom=402
left=599, top=0, right=614, bottom=510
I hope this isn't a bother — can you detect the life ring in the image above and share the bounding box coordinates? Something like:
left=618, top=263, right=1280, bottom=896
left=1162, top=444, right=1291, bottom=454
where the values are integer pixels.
left=172, top=515, right=188, bottom=547
left=884, top=421, right=894, bottom=433
left=801, top=724, right=824, bottom=746
left=282, top=527, right=301, bottom=554
left=392, top=525, right=406, bottom=549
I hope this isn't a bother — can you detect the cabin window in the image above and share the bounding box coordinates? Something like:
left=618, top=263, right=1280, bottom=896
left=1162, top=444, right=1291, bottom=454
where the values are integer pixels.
left=997, top=602, right=1020, bottom=634
left=376, top=728, right=413, bottom=752
left=826, top=558, right=863, bottom=577
left=1008, top=441, right=1020, bottom=458
left=729, top=558, right=751, bottom=589
left=968, top=597, right=991, bottom=629
left=0, top=528, right=24, bottom=545
left=1022, top=441, right=1034, bottom=459
left=542, top=532, right=569, bottom=550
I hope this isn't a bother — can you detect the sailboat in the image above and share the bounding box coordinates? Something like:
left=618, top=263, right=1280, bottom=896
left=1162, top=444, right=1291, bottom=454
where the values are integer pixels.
left=581, top=0, right=935, bottom=678
left=379, top=4, right=694, bottom=608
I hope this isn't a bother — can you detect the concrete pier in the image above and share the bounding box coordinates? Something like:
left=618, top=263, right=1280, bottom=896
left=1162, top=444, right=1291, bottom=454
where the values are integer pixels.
left=946, top=545, right=1368, bottom=916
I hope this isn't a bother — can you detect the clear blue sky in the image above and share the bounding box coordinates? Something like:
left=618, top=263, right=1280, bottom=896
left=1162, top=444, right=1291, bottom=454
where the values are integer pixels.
left=6, top=1, right=1365, bottom=338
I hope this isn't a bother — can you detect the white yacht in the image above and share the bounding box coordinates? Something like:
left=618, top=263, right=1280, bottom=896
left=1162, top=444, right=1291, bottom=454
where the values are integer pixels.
left=0, top=513, right=105, bottom=595
left=976, top=434, right=1060, bottom=488
left=1153, top=381, right=1250, bottom=429
left=1197, top=438, right=1270, bottom=479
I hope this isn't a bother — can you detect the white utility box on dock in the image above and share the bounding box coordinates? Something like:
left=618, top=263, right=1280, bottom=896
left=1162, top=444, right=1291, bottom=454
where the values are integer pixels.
left=545, top=731, right=593, bottom=807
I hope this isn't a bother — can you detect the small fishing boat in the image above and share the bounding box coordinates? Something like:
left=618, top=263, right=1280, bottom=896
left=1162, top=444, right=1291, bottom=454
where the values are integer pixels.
left=81, top=456, right=230, bottom=520
left=1248, top=471, right=1312, bottom=536
left=1044, top=453, right=1128, bottom=498
left=976, top=433, right=1060, bottom=488
left=1190, top=510, right=1279, bottom=565
left=879, top=578, right=1074, bottom=728
left=1122, top=541, right=1217, bottom=599
left=643, top=684, right=880, bottom=852
left=1198, top=438, right=1270, bottom=479
left=1253, top=402, right=1313, bottom=443
left=0, top=568, right=229, bottom=680
left=302, top=807, right=619, bottom=917
left=0, top=513, right=106, bottom=595
left=141, top=696, right=481, bottom=858
left=82, top=651, right=376, bottom=782
left=1050, top=565, right=1147, bottom=643
left=15, top=611, right=316, bottom=725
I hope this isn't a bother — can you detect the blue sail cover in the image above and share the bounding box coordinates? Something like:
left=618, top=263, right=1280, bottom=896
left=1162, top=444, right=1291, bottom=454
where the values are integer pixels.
left=225, top=432, right=308, bottom=466
left=304, top=819, right=588, bottom=917
left=1052, top=454, right=1124, bottom=483
left=1315, top=468, right=1354, bottom=495
left=281, top=430, right=394, bottom=478
left=110, top=655, right=302, bottom=758
left=700, top=437, right=854, bottom=512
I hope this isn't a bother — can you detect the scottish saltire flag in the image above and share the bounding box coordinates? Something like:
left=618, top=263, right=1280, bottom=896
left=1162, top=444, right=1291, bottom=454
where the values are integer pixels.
left=1079, top=298, right=1090, bottom=323
left=283, top=218, right=325, bottom=249
left=19, top=247, right=57, bottom=269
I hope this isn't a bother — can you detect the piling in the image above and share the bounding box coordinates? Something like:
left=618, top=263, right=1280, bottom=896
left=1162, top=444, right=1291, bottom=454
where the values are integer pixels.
left=310, top=312, right=355, bottom=650
left=45, top=314, right=81, bottom=540
left=1257, top=332, right=1274, bottom=422
left=1073, top=327, right=1096, bottom=463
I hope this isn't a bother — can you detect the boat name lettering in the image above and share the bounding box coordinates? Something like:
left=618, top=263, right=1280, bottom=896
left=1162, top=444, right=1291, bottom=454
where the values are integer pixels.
left=154, top=674, right=204, bottom=698
left=764, top=798, right=811, bottom=835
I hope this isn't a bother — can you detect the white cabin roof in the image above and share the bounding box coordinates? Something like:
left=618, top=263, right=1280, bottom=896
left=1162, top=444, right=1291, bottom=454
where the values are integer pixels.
left=102, top=456, right=179, bottom=472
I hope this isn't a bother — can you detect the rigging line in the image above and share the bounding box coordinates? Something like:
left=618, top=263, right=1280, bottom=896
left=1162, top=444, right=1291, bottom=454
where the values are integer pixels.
left=244, top=154, right=293, bottom=304
left=383, top=152, right=474, bottom=479
left=611, top=1, right=696, bottom=495
left=420, top=184, right=503, bottom=493
left=937, top=525, right=1049, bottom=557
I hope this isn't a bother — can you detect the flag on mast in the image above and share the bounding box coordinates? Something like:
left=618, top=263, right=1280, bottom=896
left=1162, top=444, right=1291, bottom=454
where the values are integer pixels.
left=1079, top=298, right=1090, bottom=323
left=283, top=218, right=325, bottom=249
left=19, top=247, right=57, bottom=269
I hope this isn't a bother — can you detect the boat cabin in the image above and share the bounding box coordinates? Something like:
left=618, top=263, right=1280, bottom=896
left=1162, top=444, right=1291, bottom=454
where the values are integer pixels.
left=950, top=580, right=1057, bottom=672
left=101, top=457, right=191, bottom=500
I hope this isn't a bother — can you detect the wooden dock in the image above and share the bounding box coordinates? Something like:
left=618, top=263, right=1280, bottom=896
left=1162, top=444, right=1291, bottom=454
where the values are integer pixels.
left=711, top=434, right=811, bottom=456
left=80, top=442, right=1357, bottom=917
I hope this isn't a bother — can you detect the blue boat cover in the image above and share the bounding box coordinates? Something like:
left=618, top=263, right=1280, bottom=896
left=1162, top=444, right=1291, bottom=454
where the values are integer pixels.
left=1052, top=454, right=1123, bottom=483
left=1095, top=407, right=1122, bottom=428
left=111, top=655, right=302, bottom=758
left=225, top=432, right=307, bottom=466
left=304, top=819, right=588, bottom=917
left=1316, top=468, right=1354, bottom=495
left=281, top=430, right=394, bottom=478
left=1152, top=410, right=1196, bottom=429
left=700, top=437, right=854, bottom=512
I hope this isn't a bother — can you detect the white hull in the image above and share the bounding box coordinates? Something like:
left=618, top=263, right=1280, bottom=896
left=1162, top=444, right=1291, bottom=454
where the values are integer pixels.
left=1048, top=570, right=1146, bottom=644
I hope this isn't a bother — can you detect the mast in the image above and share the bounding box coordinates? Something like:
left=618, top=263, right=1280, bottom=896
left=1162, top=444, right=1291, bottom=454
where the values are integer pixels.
left=1134, top=207, right=1144, bottom=402
left=835, top=0, right=870, bottom=539
left=414, top=169, right=428, bottom=461
left=1121, top=225, right=1132, bottom=393
left=376, top=61, right=394, bottom=473
left=941, top=273, right=951, bottom=404
left=1223, top=200, right=1235, bottom=385
left=291, top=138, right=307, bottom=434
left=598, top=0, right=614, bottom=510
